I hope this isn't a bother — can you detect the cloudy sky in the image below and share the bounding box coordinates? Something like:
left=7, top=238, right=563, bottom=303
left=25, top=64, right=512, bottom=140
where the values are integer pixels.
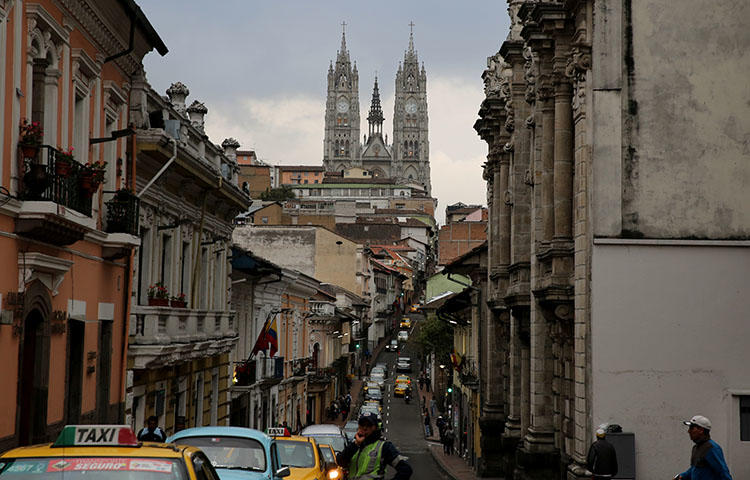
left=139, top=1, right=510, bottom=224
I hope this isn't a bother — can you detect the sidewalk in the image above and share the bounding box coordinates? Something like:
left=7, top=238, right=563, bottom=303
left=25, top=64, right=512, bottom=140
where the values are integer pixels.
left=418, top=384, right=495, bottom=480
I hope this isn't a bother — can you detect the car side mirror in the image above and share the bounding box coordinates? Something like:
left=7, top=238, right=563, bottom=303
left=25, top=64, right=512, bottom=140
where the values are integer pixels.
left=275, top=466, right=291, bottom=478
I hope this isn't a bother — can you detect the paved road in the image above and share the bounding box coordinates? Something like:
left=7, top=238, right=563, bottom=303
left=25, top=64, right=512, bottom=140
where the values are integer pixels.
left=376, top=327, right=448, bottom=480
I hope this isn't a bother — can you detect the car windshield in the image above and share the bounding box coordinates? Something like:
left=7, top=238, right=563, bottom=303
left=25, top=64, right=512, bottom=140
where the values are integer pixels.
left=368, top=388, right=382, bottom=396
left=307, top=435, right=346, bottom=453
left=172, top=435, right=266, bottom=471
left=0, top=457, right=187, bottom=479
left=276, top=440, right=315, bottom=468
left=318, top=447, right=335, bottom=463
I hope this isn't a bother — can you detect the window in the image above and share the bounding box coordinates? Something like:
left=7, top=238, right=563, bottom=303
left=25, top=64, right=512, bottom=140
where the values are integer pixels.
left=262, top=216, right=269, bottom=224
left=304, top=179, right=308, bottom=184
left=161, top=235, right=172, bottom=288
left=181, top=241, right=191, bottom=299
left=741, top=396, right=750, bottom=441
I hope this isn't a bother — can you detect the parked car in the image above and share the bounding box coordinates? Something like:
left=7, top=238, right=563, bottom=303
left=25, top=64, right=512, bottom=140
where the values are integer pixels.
left=364, top=380, right=379, bottom=394
left=370, top=372, right=385, bottom=388
left=299, top=424, right=349, bottom=454
left=397, top=330, right=408, bottom=342
left=386, top=339, right=399, bottom=352
left=365, top=386, right=383, bottom=404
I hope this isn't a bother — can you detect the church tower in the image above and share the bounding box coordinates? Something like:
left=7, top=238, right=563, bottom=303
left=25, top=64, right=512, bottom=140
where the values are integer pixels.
left=323, top=25, right=360, bottom=172
left=360, top=77, right=392, bottom=178
left=392, top=26, right=430, bottom=194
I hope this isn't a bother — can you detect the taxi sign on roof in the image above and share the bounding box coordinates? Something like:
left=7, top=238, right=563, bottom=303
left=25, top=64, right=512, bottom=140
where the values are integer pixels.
left=53, top=425, right=139, bottom=447
left=266, top=427, right=290, bottom=437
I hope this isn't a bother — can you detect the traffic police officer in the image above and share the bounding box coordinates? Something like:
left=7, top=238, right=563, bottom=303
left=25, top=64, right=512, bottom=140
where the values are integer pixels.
left=337, top=413, right=412, bottom=480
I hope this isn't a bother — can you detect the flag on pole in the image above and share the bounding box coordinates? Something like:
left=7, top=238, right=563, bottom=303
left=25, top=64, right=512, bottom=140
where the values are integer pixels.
left=250, top=316, right=271, bottom=358
left=267, top=316, right=278, bottom=357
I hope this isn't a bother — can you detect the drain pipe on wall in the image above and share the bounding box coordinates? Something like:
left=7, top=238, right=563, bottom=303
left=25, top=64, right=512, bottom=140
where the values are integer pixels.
left=137, top=136, right=177, bottom=198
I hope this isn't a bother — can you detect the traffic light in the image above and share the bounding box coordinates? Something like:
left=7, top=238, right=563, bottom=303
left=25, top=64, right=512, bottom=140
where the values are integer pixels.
left=447, top=386, right=453, bottom=393
left=356, top=343, right=360, bottom=349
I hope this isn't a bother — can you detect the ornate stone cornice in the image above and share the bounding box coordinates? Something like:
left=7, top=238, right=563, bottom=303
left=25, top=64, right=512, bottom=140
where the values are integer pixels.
left=57, top=0, right=142, bottom=74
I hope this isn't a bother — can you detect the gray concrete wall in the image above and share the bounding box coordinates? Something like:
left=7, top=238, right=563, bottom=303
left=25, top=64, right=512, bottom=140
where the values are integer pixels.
left=591, top=241, right=750, bottom=479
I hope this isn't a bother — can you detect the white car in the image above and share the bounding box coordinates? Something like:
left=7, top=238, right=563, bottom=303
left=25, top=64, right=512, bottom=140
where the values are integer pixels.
left=397, top=330, right=408, bottom=342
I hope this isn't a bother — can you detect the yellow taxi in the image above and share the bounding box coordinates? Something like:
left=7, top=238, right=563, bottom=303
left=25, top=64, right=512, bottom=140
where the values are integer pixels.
left=316, top=444, right=345, bottom=480
left=399, top=317, right=411, bottom=329
left=393, top=375, right=411, bottom=397
left=267, top=428, right=335, bottom=480
left=0, top=424, right=227, bottom=480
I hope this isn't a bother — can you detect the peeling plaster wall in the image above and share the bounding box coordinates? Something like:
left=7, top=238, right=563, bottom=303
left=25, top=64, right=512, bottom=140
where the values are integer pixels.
left=593, top=0, right=750, bottom=239
left=591, top=242, right=750, bottom=478
left=232, top=226, right=316, bottom=277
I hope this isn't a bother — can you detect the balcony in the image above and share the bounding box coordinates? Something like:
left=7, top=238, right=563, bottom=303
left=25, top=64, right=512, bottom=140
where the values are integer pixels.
left=15, top=146, right=94, bottom=245
left=128, top=306, right=238, bottom=369
left=232, top=357, right=284, bottom=390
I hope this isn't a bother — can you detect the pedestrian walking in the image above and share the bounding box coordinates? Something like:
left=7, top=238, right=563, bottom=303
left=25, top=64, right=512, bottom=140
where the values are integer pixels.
left=444, top=426, right=455, bottom=455
left=674, top=415, right=732, bottom=480
left=423, top=411, right=432, bottom=437
left=586, top=427, right=618, bottom=479
left=137, top=415, right=166, bottom=442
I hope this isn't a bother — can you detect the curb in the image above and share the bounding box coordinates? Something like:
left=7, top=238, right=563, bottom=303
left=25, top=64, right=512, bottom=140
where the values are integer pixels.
left=427, top=443, right=460, bottom=480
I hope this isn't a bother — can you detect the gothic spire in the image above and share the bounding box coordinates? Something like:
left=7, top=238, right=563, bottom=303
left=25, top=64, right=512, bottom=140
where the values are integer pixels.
left=367, top=76, right=384, bottom=137
left=405, top=21, right=418, bottom=63
left=336, top=21, right=349, bottom=63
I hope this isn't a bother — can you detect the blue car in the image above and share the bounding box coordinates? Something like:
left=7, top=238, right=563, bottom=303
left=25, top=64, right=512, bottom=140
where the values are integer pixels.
left=168, top=426, right=290, bottom=480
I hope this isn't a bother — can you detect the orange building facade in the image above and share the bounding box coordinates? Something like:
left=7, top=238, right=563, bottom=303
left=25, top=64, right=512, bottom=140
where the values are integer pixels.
left=0, top=0, right=166, bottom=449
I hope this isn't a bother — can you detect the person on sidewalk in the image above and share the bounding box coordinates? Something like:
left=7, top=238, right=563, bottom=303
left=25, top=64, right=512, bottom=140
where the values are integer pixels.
left=586, top=427, right=618, bottom=479
left=137, top=416, right=166, bottom=442
left=424, top=411, right=432, bottom=437
left=443, top=426, right=455, bottom=455
left=674, top=415, right=732, bottom=480
left=336, top=413, right=412, bottom=480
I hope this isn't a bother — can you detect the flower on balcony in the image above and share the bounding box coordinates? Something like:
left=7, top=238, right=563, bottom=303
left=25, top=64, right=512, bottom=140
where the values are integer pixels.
left=172, top=292, right=186, bottom=302
left=148, top=282, right=169, bottom=299
left=19, top=119, right=43, bottom=146
left=81, top=160, right=107, bottom=183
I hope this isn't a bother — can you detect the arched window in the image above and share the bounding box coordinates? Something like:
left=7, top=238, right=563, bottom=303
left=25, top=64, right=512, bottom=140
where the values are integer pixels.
left=334, top=140, right=339, bottom=157
left=345, top=140, right=350, bottom=157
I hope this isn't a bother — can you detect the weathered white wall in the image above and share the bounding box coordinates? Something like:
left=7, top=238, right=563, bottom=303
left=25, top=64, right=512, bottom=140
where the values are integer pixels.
left=592, top=1, right=750, bottom=239
left=233, top=226, right=316, bottom=277
left=591, top=241, right=750, bottom=479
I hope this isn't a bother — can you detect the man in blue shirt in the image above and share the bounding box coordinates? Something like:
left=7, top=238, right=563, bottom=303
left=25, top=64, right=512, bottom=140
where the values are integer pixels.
left=674, top=415, right=732, bottom=480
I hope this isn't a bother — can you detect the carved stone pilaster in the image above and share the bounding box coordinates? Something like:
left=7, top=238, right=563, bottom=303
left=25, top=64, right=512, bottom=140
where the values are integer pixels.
left=566, top=46, right=591, bottom=121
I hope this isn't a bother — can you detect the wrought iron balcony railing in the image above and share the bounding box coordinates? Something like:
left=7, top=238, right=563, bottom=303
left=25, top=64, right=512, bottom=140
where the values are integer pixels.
left=20, top=146, right=92, bottom=216
left=104, top=189, right=140, bottom=235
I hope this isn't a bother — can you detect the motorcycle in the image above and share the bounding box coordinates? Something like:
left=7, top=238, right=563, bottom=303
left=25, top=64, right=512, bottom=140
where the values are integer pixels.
left=404, top=391, right=411, bottom=404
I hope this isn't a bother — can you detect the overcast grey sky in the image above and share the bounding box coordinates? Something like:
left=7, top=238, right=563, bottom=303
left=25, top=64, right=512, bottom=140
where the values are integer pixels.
left=139, top=1, right=510, bottom=224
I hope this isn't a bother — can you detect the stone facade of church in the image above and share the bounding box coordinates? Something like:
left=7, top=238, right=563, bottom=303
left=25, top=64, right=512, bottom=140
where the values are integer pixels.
left=322, top=29, right=431, bottom=195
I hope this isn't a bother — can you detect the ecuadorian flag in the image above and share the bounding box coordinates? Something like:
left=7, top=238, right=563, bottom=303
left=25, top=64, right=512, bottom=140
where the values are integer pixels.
left=266, top=317, right=278, bottom=357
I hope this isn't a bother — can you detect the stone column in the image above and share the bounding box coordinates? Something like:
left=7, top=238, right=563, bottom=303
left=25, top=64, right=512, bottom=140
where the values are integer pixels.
left=538, top=79, right=555, bottom=244
left=497, top=149, right=511, bottom=269
left=553, top=77, right=573, bottom=241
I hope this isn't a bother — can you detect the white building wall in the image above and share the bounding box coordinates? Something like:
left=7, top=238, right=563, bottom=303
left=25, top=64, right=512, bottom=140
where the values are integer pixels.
left=591, top=240, right=750, bottom=479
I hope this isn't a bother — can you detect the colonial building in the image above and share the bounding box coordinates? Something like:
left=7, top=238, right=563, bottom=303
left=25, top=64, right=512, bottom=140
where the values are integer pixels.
left=322, top=27, right=431, bottom=195
left=125, top=80, right=251, bottom=434
left=0, top=0, right=165, bottom=449
left=476, top=1, right=750, bottom=479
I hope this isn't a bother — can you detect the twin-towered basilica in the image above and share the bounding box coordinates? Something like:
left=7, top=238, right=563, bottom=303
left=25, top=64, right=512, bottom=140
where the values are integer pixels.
left=323, top=26, right=432, bottom=196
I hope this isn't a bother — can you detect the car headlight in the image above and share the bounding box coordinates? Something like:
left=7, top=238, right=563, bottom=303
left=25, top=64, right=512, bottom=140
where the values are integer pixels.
left=328, top=470, right=340, bottom=480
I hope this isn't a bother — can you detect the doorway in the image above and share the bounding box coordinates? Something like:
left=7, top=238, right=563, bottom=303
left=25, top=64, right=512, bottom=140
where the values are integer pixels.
left=66, top=319, right=85, bottom=424
left=17, top=309, right=48, bottom=445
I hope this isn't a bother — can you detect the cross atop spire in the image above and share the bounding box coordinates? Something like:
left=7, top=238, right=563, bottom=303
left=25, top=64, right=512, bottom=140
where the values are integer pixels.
left=340, top=21, right=348, bottom=54
left=407, top=22, right=416, bottom=58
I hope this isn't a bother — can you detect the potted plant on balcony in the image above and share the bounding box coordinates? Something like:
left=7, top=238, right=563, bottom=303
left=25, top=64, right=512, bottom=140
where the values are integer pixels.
left=79, top=160, right=107, bottom=196
left=170, top=293, right=187, bottom=308
left=18, top=118, right=43, bottom=159
left=147, top=282, right=169, bottom=306
left=55, top=147, right=75, bottom=177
